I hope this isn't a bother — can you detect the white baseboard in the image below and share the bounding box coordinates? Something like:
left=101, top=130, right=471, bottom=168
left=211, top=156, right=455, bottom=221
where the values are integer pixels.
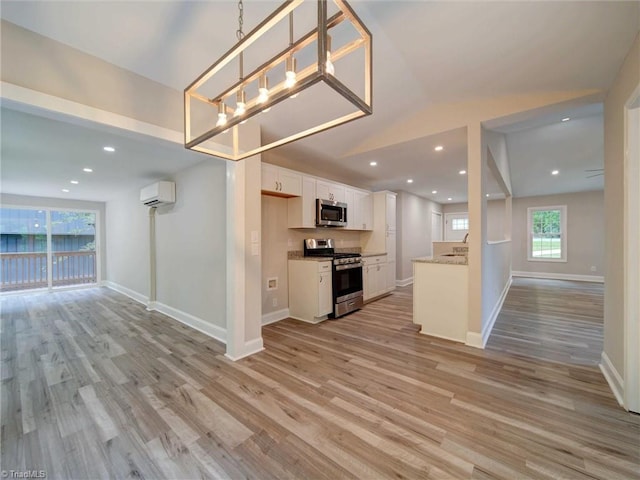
left=600, top=351, right=624, bottom=407
left=225, top=338, right=265, bottom=361
left=103, top=281, right=149, bottom=306
left=397, top=277, right=414, bottom=287
left=262, top=308, right=290, bottom=325
left=104, top=281, right=227, bottom=344
left=150, top=301, right=227, bottom=344
left=466, top=276, right=512, bottom=349
left=512, top=271, right=604, bottom=283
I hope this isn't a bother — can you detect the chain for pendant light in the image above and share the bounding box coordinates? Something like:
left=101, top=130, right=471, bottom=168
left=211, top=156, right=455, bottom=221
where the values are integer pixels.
left=236, top=0, right=244, bottom=40
left=237, top=0, right=244, bottom=80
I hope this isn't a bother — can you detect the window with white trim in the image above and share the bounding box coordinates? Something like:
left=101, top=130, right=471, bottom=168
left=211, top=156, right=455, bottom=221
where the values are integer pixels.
left=527, top=205, right=567, bottom=262
left=451, top=218, right=469, bottom=230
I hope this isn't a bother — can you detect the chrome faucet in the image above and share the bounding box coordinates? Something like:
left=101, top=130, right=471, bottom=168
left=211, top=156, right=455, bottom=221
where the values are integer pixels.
left=463, top=233, right=469, bottom=243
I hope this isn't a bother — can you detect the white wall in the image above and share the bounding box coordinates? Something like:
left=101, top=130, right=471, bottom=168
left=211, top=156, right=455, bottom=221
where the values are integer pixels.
left=396, top=191, right=443, bottom=282
left=155, top=161, right=227, bottom=329
left=105, top=159, right=228, bottom=333
left=481, top=241, right=512, bottom=341
left=604, top=32, right=640, bottom=380
left=1, top=193, right=107, bottom=281
left=484, top=130, right=513, bottom=196
left=512, top=191, right=604, bottom=277
left=105, top=189, right=149, bottom=298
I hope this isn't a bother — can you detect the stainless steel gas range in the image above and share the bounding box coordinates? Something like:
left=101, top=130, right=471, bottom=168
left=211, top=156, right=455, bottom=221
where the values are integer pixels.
left=303, top=238, right=363, bottom=318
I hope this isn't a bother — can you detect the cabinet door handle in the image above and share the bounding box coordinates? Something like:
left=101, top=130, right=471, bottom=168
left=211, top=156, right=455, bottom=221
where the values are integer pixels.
left=320, top=276, right=323, bottom=283
left=377, top=266, right=380, bottom=271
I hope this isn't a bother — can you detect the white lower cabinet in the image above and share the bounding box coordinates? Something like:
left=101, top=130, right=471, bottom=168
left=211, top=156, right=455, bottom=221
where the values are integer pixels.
left=363, top=255, right=388, bottom=301
left=288, top=260, right=333, bottom=323
left=318, top=271, right=333, bottom=317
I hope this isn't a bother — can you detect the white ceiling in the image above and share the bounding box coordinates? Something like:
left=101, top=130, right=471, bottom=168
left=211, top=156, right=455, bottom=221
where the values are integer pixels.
left=0, top=107, right=209, bottom=202
left=1, top=1, right=637, bottom=203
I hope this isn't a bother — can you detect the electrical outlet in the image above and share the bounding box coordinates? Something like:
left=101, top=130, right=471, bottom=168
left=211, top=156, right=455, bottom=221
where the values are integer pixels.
left=590, top=265, right=597, bottom=272
left=272, top=298, right=278, bottom=307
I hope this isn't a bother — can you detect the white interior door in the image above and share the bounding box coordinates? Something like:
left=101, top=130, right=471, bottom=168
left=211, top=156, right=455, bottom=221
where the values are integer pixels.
left=431, top=211, right=443, bottom=243
left=444, top=212, right=469, bottom=242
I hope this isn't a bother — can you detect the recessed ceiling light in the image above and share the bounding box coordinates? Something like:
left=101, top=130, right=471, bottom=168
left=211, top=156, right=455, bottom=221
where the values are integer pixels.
left=83, top=168, right=93, bottom=173
left=432, top=190, right=437, bottom=194
left=369, top=161, right=377, bottom=166
left=551, top=170, right=559, bottom=175
left=103, top=146, right=115, bottom=152
left=434, top=145, right=444, bottom=152
left=407, top=179, right=414, bottom=183
left=447, top=197, right=453, bottom=201
left=561, top=117, right=570, bottom=122
left=486, top=193, right=490, bottom=197
left=459, top=170, right=467, bottom=175
left=61, top=188, right=70, bottom=193
left=70, top=180, right=79, bottom=185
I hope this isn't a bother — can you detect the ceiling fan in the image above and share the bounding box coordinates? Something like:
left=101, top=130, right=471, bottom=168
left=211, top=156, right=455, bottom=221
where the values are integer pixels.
left=585, top=168, right=604, bottom=178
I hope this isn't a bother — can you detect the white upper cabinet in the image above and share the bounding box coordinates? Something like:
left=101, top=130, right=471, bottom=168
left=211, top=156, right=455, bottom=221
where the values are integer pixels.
left=386, top=192, right=397, bottom=231
left=288, top=176, right=317, bottom=228
left=261, top=164, right=302, bottom=197
left=263, top=164, right=375, bottom=231
left=363, top=190, right=397, bottom=262
left=344, top=188, right=356, bottom=229
left=344, top=188, right=373, bottom=231
left=316, top=180, right=345, bottom=203
left=359, top=191, right=373, bottom=230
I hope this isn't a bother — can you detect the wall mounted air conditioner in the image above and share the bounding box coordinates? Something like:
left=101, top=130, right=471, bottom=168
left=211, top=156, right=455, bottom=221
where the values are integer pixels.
left=140, top=181, right=175, bottom=207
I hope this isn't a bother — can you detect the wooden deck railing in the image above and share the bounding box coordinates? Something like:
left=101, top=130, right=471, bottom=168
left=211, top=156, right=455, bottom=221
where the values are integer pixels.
left=0, top=251, right=97, bottom=291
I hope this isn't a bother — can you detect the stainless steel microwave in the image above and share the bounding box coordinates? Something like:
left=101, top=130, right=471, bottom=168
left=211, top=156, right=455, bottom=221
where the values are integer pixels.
left=316, top=199, right=347, bottom=227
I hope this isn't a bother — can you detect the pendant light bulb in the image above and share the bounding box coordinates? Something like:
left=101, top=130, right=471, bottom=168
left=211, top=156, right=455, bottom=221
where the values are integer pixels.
left=258, top=75, right=270, bottom=104
left=234, top=90, right=246, bottom=117
left=325, top=35, right=335, bottom=76
left=285, top=56, right=297, bottom=88
left=258, top=75, right=271, bottom=112
left=216, top=101, right=227, bottom=127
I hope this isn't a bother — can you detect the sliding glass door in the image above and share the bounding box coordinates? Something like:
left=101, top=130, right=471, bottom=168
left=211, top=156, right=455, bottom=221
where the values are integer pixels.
left=0, top=207, right=97, bottom=292
left=51, top=211, right=96, bottom=287
left=0, top=208, right=48, bottom=291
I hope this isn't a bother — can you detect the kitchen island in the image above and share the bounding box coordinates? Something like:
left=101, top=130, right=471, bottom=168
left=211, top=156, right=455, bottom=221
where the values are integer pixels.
left=412, top=251, right=468, bottom=343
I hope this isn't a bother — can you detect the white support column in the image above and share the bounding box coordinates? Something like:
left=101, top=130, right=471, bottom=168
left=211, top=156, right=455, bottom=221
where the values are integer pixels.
left=225, top=155, right=264, bottom=361
left=466, top=122, right=485, bottom=344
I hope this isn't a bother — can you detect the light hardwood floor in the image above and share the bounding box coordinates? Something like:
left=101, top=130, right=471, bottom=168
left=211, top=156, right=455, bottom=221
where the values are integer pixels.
left=1, top=280, right=638, bottom=479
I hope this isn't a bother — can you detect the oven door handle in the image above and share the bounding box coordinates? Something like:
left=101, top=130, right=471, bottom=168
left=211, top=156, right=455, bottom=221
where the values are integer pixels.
left=335, top=263, right=363, bottom=271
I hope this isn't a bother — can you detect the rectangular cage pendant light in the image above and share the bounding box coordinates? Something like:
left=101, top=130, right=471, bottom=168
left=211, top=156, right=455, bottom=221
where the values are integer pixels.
left=184, top=0, right=372, bottom=161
